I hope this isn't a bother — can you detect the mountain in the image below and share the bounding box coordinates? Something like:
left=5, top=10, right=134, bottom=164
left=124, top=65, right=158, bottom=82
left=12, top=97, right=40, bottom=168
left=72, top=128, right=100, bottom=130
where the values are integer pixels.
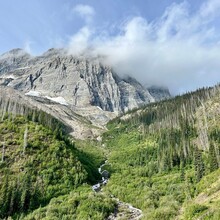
left=0, top=48, right=170, bottom=113
left=0, top=86, right=112, bottom=139
left=0, top=49, right=170, bottom=138
left=0, top=114, right=115, bottom=219
left=0, top=80, right=220, bottom=219
left=5, top=47, right=220, bottom=219
left=102, top=84, right=220, bottom=219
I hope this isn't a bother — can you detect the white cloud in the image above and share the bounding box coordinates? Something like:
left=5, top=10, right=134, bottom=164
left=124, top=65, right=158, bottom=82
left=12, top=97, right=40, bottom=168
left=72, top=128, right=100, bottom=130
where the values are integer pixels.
left=199, top=0, right=220, bottom=18
left=68, top=26, right=92, bottom=56
left=73, top=4, right=95, bottom=23
left=68, top=0, right=220, bottom=94
left=23, top=40, right=33, bottom=54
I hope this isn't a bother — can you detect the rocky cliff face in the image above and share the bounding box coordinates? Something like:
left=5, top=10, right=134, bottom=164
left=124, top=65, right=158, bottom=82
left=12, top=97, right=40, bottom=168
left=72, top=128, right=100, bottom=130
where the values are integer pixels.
left=0, top=48, right=170, bottom=113
left=0, top=48, right=170, bottom=138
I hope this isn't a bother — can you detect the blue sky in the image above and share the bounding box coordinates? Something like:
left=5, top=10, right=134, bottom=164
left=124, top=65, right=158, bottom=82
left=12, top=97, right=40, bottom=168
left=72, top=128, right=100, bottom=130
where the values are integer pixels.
left=0, top=0, right=201, bottom=55
left=1, top=0, right=220, bottom=93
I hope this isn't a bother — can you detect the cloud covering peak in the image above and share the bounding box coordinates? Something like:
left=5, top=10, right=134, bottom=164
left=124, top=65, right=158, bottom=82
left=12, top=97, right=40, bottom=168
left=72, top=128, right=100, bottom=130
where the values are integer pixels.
left=67, top=0, right=220, bottom=94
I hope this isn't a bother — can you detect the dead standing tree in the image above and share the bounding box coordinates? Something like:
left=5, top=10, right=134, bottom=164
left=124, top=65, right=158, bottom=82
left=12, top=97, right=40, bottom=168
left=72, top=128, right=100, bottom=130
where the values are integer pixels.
left=23, top=125, right=28, bottom=155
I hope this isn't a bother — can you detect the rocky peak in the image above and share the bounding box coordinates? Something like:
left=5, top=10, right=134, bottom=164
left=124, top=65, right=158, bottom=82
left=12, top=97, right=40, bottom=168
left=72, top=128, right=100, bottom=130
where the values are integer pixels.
left=147, top=85, right=171, bottom=101
left=0, top=48, right=30, bottom=61
left=0, top=49, right=31, bottom=76
left=41, top=48, right=66, bottom=58
left=0, top=48, right=171, bottom=114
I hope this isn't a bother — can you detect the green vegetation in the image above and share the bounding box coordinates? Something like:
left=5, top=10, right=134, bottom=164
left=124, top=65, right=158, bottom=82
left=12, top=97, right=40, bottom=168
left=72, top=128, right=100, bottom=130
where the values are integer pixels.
left=0, top=114, right=114, bottom=219
left=101, top=85, right=220, bottom=219
left=1, top=85, right=220, bottom=219
left=23, top=186, right=115, bottom=220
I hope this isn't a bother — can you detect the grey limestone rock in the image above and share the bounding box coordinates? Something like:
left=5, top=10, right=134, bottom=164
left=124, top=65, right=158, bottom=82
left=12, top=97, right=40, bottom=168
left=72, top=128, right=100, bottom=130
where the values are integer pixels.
left=0, top=48, right=171, bottom=138
left=0, top=48, right=170, bottom=113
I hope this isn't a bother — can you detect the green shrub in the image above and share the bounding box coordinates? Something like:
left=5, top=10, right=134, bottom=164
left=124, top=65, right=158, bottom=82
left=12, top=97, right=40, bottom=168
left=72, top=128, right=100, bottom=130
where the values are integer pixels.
left=184, top=203, right=208, bottom=219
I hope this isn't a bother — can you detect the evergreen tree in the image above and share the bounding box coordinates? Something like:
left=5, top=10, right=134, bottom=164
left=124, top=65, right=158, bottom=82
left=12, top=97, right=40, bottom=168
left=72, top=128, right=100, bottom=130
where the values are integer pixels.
left=20, top=174, right=32, bottom=212
left=9, top=180, right=20, bottom=216
left=0, top=174, right=10, bottom=218
left=209, top=143, right=218, bottom=172
left=180, top=162, right=185, bottom=181
left=1, top=140, right=5, bottom=163
left=194, top=147, right=204, bottom=182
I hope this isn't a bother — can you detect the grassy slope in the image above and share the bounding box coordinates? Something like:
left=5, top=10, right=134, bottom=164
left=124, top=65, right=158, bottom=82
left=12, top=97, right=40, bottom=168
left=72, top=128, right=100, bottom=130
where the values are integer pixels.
left=1, top=85, right=220, bottom=219
left=24, top=186, right=115, bottom=220
left=103, top=125, right=189, bottom=220
left=180, top=91, right=220, bottom=220
left=101, top=86, right=220, bottom=220
left=0, top=115, right=115, bottom=219
left=181, top=169, right=220, bottom=220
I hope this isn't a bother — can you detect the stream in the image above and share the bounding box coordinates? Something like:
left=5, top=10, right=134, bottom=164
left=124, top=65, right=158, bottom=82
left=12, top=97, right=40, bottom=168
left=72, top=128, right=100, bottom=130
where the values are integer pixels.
left=92, top=160, right=109, bottom=192
left=92, top=160, right=143, bottom=220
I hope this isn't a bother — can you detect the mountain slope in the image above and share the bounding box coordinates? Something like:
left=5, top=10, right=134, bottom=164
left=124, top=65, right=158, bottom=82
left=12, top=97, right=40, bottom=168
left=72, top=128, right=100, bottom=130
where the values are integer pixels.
left=0, top=48, right=170, bottom=113
left=101, top=84, right=220, bottom=219
left=0, top=48, right=170, bottom=139
left=180, top=169, right=220, bottom=219
left=1, top=83, right=220, bottom=219
left=0, top=86, right=117, bottom=139
left=0, top=114, right=115, bottom=219
left=0, top=115, right=87, bottom=218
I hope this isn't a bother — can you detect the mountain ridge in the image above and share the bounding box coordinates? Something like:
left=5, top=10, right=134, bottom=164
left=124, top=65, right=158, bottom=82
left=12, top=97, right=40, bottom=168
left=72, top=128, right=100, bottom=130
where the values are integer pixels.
left=0, top=48, right=170, bottom=139
left=0, top=80, right=220, bottom=219
left=0, top=48, right=170, bottom=113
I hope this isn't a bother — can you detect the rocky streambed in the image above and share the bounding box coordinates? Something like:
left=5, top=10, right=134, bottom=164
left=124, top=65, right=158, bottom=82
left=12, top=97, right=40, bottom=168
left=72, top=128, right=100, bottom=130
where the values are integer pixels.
left=92, top=160, right=143, bottom=219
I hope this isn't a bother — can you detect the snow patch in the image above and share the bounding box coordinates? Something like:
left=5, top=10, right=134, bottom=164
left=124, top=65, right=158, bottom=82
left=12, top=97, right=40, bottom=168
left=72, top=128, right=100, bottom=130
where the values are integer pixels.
left=15, top=66, right=31, bottom=70
left=96, top=106, right=103, bottom=111
left=1, top=74, right=16, bottom=79
left=45, top=96, right=68, bottom=106
left=25, top=91, right=41, bottom=97
left=25, top=91, right=68, bottom=106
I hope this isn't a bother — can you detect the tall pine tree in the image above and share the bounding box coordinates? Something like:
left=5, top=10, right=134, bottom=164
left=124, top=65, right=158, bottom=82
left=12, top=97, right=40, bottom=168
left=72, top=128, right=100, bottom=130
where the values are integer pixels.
left=194, top=147, right=204, bottom=182
left=209, top=143, right=218, bottom=172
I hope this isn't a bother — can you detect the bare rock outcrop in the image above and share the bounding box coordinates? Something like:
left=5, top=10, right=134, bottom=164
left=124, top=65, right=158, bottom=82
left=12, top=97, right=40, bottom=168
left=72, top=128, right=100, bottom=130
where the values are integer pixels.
left=0, top=48, right=170, bottom=113
left=0, top=48, right=170, bottom=139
